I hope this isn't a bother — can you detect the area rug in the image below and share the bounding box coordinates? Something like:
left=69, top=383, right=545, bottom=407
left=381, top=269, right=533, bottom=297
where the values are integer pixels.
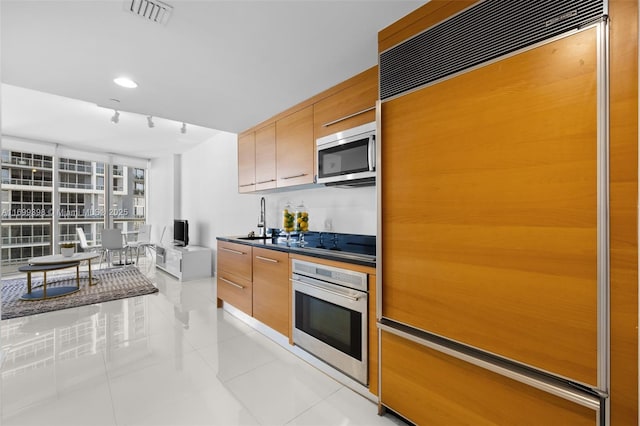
left=1, top=266, right=159, bottom=320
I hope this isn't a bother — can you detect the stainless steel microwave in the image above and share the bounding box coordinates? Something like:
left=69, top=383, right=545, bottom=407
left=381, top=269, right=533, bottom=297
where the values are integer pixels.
left=316, top=121, right=376, bottom=187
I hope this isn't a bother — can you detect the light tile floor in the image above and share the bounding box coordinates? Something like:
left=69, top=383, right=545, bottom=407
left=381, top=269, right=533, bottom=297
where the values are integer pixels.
left=0, top=257, right=407, bottom=426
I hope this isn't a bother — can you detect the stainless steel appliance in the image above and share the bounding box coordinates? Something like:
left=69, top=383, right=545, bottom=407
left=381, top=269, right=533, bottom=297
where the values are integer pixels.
left=291, top=259, right=369, bottom=385
left=316, top=121, right=376, bottom=186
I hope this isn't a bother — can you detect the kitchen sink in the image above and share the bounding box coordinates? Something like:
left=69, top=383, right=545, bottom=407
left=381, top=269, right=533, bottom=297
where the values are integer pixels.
left=237, top=236, right=270, bottom=241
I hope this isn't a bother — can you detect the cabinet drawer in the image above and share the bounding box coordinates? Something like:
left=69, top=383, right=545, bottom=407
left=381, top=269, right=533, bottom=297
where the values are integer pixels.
left=217, top=272, right=253, bottom=316
left=217, top=241, right=252, bottom=281
left=253, top=248, right=289, bottom=336
left=380, top=331, right=598, bottom=425
left=253, top=247, right=288, bottom=275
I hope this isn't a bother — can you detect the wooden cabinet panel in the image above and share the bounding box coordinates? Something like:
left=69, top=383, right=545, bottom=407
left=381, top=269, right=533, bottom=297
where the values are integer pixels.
left=313, top=66, right=378, bottom=140
left=381, top=29, right=599, bottom=385
left=255, top=124, right=276, bottom=191
left=252, top=247, right=290, bottom=337
left=276, top=106, right=314, bottom=187
left=217, top=241, right=253, bottom=315
left=609, top=0, right=639, bottom=424
left=217, top=271, right=253, bottom=316
left=237, top=133, right=255, bottom=193
left=217, top=241, right=252, bottom=281
left=380, top=331, right=597, bottom=425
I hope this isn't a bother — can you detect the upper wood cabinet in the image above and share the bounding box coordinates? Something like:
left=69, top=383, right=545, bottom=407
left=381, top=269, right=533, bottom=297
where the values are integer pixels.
left=276, top=106, right=314, bottom=187
left=237, top=132, right=255, bottom=193
left=313, top=66, right=378, bottom=140
left=255, top=123, right=276, bottom=191
left=237, top=66, right=378, bottom=193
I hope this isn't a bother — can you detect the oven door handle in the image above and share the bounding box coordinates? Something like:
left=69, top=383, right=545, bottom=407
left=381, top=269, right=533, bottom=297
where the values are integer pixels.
left=290, top=278, right=361, bottom=302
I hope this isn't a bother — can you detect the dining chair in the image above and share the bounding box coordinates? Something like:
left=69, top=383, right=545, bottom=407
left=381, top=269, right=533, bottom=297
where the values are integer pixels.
left=99, top=228, right=130, bottom=268
left=128, top=224, right=154, bottom=264
left=77, top=227, right=103, bottom=254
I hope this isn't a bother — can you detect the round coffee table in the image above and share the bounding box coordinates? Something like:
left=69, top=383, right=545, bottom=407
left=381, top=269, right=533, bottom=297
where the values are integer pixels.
left=28, top=252, right=101, bottom=286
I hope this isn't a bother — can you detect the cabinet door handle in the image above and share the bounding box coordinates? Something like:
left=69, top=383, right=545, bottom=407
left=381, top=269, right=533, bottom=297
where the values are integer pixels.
left=239, top=182, right=255, bottom=187
left=281, top=173, right=308, bottom=180
left=256, top=179, right=276, bottom=184
left=220, top=277, right=245, bottom=290
left=220, top=247, right=245, bottom=255
left=255, top=255, right=278, bottom=263
left=322, top=106, right=376, bottom=128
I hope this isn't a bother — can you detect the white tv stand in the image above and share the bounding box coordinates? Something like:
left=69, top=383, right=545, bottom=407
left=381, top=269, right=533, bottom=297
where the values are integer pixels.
left=156, top=245, right=212, bottom=281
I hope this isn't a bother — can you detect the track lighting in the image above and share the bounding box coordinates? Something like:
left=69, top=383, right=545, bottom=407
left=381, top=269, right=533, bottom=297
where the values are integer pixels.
left=110, top=110, right=120, bottom=124
left=181, top=122, right=187, bottom=134
left=147, top=115, right=155, bottom=128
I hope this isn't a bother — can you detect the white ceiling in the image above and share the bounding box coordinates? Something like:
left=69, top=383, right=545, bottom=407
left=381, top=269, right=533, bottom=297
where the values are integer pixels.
left=0, top=0, right=424, bottom=159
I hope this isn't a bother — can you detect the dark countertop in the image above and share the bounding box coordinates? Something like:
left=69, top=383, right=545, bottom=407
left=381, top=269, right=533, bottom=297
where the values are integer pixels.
left=216, top=234, right=376, bottom=268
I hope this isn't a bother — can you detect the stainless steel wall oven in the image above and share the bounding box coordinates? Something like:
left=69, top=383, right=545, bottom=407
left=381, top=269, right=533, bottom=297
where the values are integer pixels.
left=291, top=259, right=368, bottom=385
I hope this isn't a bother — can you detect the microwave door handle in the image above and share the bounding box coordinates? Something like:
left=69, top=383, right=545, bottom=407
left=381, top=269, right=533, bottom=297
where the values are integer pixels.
left=368, top=135, right=376, bottom=172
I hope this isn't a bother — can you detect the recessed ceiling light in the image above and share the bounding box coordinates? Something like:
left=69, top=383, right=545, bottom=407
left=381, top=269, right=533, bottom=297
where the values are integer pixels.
left=113, top=77, right=138, bottom=88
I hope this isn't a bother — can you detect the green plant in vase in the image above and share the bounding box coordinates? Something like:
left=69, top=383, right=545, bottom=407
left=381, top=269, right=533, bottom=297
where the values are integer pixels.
left=60, top=242, right=75, bottom=257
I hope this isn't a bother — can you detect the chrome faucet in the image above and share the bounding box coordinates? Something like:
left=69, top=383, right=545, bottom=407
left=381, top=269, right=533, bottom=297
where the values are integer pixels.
left=258, top=197, right=266, bottom=237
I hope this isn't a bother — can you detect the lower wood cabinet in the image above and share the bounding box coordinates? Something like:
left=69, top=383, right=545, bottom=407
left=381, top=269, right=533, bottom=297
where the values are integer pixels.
left=252, top=247, right=289, bottom=337
left=217, top=242, right=290, bottom=337
left=380, top=331, right=598, bottom=425
left=217, top=271, right=253, bottom=316
left=217, top=241, right=253, bottom=315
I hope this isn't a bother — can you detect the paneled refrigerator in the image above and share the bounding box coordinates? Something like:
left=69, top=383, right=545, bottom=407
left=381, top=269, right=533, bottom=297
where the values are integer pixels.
left=377, top=1, right=612, bottom=424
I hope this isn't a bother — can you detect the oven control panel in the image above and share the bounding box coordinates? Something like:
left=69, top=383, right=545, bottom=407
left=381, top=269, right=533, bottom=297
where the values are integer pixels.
left=292, top=259, right=367, bottom=292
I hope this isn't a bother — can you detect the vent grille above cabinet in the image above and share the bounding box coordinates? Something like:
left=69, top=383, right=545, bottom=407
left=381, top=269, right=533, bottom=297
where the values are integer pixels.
left=379, top=0, right=605, bottom=100
left=124, top=0, right=173, bottom=25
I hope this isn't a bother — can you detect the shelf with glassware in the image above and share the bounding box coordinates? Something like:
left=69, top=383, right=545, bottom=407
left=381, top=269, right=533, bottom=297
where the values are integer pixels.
left=155, top=244, right=212, bottom=281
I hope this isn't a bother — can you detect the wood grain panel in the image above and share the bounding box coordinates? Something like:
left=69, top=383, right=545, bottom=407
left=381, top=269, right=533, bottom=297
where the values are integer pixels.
left=609, top=0, right=639, bottom=423
left=237, top=132, right=255, bottom=193
left=255, top=124, right=276, bottom=191
left=380, top=331, right=597, bottom=425
left=217, top=272, right=253, bottom=316
left=313, top=66, right=378, bottom=140
left=252, top=247, right=289, bottom=337
left=276, top=106, right=315, bottom=187
left=217, top=241, right=252, bottom=281
left=381, top=29, right=599, bottom=385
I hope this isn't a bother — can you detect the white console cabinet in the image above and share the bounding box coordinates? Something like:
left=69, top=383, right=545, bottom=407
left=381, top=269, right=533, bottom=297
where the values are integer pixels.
left=156, top=245, right=212, bottom=281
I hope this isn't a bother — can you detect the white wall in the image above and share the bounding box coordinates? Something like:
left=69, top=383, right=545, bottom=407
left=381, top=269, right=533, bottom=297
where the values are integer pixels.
left=148, top=154, right=176, bottom=246
left=180, top=131, right=259, bottom=246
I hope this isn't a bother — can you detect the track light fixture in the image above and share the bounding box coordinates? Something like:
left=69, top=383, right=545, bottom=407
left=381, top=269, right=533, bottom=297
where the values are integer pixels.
left=181, top=122, right=187, bottom=134
left=147, top=115, right=155, bottom=128
left=111, top=110, right=120, bottom=124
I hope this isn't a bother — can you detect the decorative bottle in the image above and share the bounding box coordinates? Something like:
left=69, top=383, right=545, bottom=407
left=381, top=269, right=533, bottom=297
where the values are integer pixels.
left=282, top=201, right=294, bottom=240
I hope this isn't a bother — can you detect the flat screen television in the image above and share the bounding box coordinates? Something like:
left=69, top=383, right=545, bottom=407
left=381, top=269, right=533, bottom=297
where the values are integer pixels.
left=173, top=219, right=189, bottom=247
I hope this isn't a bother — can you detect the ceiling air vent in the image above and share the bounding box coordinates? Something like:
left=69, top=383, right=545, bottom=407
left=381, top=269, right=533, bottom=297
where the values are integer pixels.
left=124, top=0, right=173, bottom=25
